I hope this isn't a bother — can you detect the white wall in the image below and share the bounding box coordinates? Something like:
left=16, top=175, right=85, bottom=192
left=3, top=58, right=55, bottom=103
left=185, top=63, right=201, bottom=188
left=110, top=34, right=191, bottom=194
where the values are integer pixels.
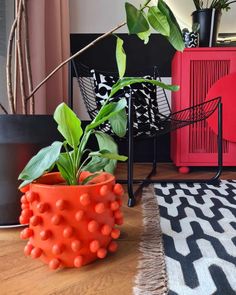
left=70, top=0, right=147, bottom=34
left=70, top=0, right=236, bottom=34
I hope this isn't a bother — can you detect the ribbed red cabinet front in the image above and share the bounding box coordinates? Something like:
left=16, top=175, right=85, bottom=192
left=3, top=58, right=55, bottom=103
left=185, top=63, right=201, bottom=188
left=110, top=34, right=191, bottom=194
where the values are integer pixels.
left=171, top=48, right=236, bottom=167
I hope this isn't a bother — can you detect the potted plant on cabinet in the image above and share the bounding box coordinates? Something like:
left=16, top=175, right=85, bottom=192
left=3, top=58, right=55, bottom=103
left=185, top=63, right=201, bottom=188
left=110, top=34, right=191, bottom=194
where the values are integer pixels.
left=1, top=0, right=184, bottom=227
left=192, top=0, right=236, bottom=46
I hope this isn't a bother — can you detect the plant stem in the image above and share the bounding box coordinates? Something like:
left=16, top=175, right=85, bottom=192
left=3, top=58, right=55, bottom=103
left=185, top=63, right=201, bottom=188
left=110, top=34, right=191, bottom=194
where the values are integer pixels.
left=0, top=103, right=8, bottom=114
left=193, top=0, right=201, bottom=9
left=13, top=31, right=18, bottom=112
left=22, top=0, right=34, bottom=114
left=141, top=0, right=152, bottom=10
left=76, top=156, right=91, bottom=180
left=26, top=21, right=126, bottom=101
left=63, top=143, right=76, bottom=180
left=13, top=0, right=19, bottom=113
left=6, top=13, right=18, bottom=114
left=16, top=0, right=27, bottom=114
left=76, top=130, right=92, bottom=168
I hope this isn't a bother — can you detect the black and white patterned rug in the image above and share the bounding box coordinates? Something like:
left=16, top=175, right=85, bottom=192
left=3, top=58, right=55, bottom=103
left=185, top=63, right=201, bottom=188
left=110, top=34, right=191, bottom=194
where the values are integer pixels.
left=154, top=180, right=236, bottom=295
left=133, top=180, right=236, bottom=295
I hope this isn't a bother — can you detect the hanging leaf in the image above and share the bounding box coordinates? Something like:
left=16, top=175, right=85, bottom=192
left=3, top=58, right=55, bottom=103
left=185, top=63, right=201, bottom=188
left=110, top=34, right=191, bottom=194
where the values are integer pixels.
left=54, top=103, right=83, bottom=148
left=94, top=131, right=119, bottom=174
left=138, top=29, right=151, bottom=44
left=158, top=0, right=184, bottom=51
left=110, top=77, right=179, bottom=98
left=86, top=99, right=127, bottom=131
left=109, top=108, right=127, bottom=137
left=147, top=6, right=170, bottom=36
left=86, top=149, right=127, bottom=175
left=89, top=150, right=127, bottom=161
left=125, top=2, right=149, bottom=34
left=18, top=141, right=63, bottom=188
left=81, top=156, right=110, bottom=173
left=116, top=36, right=126, bottom=78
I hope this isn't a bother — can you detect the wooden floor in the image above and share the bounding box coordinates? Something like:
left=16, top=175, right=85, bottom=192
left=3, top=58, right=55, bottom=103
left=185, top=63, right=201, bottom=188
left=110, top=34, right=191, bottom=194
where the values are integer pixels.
left=1, top=163, right=236, bottom=295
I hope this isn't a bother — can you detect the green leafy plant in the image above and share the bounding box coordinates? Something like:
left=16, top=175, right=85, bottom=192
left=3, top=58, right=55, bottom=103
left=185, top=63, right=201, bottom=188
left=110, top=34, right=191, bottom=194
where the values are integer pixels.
left=18, top=100, right=128, bottom=188
left=124, top=0, right=184, bottom=51
left=193, top=0, right=236, bottom=11
left=18, top=0, right=183, bottom=188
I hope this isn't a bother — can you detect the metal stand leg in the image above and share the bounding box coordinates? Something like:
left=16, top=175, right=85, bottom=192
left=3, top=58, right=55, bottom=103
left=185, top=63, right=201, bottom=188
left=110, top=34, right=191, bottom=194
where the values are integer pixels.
left=127, top=94, right=136, bottom=207
left=152, top=136, right=157, bottom=174
left=211, top=101, right=223, bottom=182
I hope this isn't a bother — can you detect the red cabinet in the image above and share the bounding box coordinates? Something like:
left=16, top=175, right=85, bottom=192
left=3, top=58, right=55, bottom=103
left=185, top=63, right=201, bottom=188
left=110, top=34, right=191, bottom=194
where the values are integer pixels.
left=171, top=48, right=236, bottom=168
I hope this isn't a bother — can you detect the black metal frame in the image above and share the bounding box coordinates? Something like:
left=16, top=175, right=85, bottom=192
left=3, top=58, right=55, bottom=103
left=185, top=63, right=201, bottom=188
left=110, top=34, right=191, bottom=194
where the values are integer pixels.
left=125, top=97, right=223, bottom=207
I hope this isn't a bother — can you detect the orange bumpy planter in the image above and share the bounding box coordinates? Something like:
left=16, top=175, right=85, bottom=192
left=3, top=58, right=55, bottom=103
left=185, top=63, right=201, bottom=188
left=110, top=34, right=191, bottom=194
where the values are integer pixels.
left=19, top=172, right=124, bottom=270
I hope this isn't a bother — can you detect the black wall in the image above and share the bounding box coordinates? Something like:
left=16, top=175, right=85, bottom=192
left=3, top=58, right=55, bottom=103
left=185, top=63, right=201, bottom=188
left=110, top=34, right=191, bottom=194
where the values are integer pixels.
left=70, top=33, right=176, bottom=162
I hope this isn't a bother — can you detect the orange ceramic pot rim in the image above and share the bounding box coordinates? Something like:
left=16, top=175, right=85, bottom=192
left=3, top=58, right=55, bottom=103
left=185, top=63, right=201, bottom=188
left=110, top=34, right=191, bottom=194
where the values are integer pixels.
left=31, top=172, right=115, bottom=189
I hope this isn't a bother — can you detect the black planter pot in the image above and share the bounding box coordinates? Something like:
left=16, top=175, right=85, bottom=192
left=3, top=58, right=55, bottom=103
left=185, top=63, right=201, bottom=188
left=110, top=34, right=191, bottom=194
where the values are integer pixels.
left=0, top=115, right=62, bottom=226
left=192, top=8, right=222, bottom=47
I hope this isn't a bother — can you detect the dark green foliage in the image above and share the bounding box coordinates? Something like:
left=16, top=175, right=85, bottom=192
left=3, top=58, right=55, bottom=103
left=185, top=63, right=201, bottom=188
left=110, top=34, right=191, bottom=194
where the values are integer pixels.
left=193, top=0, right=236, bottom=11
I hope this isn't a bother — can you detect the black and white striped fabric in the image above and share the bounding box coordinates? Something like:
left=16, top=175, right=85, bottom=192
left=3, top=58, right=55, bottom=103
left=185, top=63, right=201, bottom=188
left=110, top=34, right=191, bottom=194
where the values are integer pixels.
left=91, top=69, right=162, bottom=137
left=154, top=181, right=236, bottom=295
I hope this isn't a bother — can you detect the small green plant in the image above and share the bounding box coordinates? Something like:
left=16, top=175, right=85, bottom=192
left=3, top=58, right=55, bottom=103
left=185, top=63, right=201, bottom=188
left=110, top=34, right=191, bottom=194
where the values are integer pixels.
left=18, top=101, right=128, bottom=188
left=193, top=0, right=236, bottom=11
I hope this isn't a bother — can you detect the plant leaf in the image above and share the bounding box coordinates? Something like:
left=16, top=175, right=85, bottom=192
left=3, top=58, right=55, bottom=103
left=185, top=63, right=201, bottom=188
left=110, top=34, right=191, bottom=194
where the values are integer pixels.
left=18, top=141, right=63, bottom=188
left=125, top=2, right=149, bottom=34
left=81, top=173, right=100, bottom=185
left=147, top=6, right=170, bottom=36
left=89, top=150, right=127, bottom=161
left=94, top=131, right=118, bottom=174
left=158, top=0, right=184, bottom=51
left=138, top=29, right=151, bottom=44
left=56, top=153, right=75, bottom=185
left=53, top=103, right=83, bottom=148
left=116, top=36, right=126, bottom=78
left=81, top=156, right=110, bottom=173
left=86, top=99, right=127, bottom=131
left=109, top=108, right=127, bottom=137
left=110, top=77, right=179, bottom=98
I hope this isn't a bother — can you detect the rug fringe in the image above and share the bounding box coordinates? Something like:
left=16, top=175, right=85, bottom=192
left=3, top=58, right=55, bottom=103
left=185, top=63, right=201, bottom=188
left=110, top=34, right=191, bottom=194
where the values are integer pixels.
left=133, top=185, right=168, bottom=295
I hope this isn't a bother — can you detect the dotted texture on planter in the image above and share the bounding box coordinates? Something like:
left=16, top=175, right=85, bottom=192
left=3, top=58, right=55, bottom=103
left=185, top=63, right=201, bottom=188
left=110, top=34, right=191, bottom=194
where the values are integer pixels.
left=19, top=172, right=124, bottom=270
